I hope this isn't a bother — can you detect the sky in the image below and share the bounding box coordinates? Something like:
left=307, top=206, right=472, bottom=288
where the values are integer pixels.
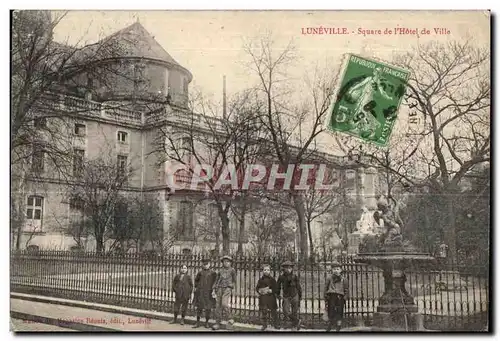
left=51, top=10, right=490, bottom=154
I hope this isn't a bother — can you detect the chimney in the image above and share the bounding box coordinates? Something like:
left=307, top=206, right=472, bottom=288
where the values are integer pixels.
left=222, top=75, right=227, bottom=120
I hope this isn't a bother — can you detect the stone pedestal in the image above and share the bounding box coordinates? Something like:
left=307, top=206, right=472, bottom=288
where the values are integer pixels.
left=373, top=309, right=424, bottom=331
left=354, top=252, right=434, bottom=331
left=347, top=232, right=363, bottom=255
left=373, top=270, right=425, bottom=331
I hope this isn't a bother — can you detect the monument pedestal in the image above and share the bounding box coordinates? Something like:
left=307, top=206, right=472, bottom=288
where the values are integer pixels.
left=373, top=308, right=424, bottom=331
left=347, top=232, right=363, bottom=255
left=348, top=231, right=377, bottom=255
left=354, top=253, right=434, bottom=331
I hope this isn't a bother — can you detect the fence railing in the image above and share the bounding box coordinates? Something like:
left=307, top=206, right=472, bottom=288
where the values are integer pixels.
left=10, top=251, right=489, bottom=331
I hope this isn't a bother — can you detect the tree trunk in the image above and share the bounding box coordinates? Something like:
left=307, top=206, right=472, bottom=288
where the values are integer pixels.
left=307, top=220, right=314, bottom=260
left=214, top=219, right=221, bottom=256
left=95, top=232, right=104, bottom=254
left=237, top=201, right=247, bottom=255
left=15, top=225, right=22, bottom=250
left=12, top=177, right=26, bottom=250
left=444, top=195, right=457, bottom=263
left=220, top=213, right=231, bottom=254
left=292, top=193, right=309, bottom=261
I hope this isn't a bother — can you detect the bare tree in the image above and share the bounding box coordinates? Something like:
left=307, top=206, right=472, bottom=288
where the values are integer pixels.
left=242, top=33, right=337, bottom=259
left=67, top=146, right=136, bottom=254
left=156, top=89, right=266, bottom=254
left=338, top=40, right=490, bottom=260
left=127, top=195, right=166, bottom=253
left=10, top=10, right=137, bottom=249
left=11, top=10, right=131, bottom=169
left=302, top=185, right=344, bottom=257
left=246, top=199, right=294, bottom=257
left=395, top=41, right=489, bottom=260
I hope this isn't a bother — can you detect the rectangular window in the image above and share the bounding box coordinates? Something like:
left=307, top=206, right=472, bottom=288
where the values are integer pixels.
left=87, top=76, right=94, bottom=89
left=178, top=136, right=191, bottom=157
left=73, top=149, right=85, bottom=177
left=69, top=197, right=85, bottom=211
left=177, top=201, right=194, bottom=240
left=117, top=131, right=128, bottom=143
left=117, top=155, right=128, bottom=178
left=183, top=78, right=188, bottom=95
left=74, top=123, right=86, bottom=136
left=133, top=63, right=146, bottom=93
left=113, top=201, right=129, bottom=238
left=32, top=144, right=44, bottom=173
left=164, top=69, right=170, bottom=95
left=34, top=117, right=47, bottom=129
left=26, top=195, right=43, bottom=232
left=69, top=197, right=87, bottom=237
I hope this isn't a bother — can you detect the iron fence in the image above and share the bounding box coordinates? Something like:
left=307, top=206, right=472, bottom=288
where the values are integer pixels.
left=10, top=250, right=489, bottom=331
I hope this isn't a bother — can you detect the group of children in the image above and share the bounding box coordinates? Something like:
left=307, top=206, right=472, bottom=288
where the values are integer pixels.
left=170, top=256, right=348, bottom=332
left=170, top=255, right=236, bottom=330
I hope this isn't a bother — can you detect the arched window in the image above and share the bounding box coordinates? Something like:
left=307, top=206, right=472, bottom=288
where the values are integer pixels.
left=26, top=195, right=44, bottom=232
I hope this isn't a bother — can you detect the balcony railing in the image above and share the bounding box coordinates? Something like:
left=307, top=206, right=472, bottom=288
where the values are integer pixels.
left=58, top=94, right=222, bottom=130
left=60, top=94, right=143, bottom=125
left=144, top=105, right=225, bottom=132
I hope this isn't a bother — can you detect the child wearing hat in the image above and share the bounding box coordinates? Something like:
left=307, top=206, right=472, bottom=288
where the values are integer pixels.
left=212, top=255, right=237, bottom=330
left=277, top=261, right=302, bottom=330
left=193, top=258, right=217, bottom=328
left=256, top=264, right=279, bottom=331
left=324, top=262, right=349, bottom=332
left=171, top=264, right=193, bottom=325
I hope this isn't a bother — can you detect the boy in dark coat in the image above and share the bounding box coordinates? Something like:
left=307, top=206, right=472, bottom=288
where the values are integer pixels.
left=324, top=262, right=349, bottom=332
left=171, top=264, right=193, bottom=325
left=193, top=258, right=217, bottom=328
left=277, top=261, right=302, bottom=330
left=256, top=264, right=279, bottom=331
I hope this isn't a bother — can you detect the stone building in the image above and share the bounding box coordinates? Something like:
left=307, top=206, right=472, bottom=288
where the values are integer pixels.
left=13, top=20, right=381, bottom=254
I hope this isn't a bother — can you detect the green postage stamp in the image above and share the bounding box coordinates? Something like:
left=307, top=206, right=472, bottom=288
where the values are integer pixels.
left=326, top=54, right=410, bottom=146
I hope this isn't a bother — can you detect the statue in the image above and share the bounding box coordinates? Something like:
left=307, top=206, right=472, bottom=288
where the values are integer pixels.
left=356, top=206, right=377, bottom=234
left=373, top=197, right=404, bottom=249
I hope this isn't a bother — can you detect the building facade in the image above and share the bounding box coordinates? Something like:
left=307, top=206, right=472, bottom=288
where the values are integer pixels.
left=14, top=21, right=381, bottom=254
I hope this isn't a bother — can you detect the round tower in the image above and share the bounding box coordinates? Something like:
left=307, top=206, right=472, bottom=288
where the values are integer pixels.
left=70, top=22, right=193, bottom=110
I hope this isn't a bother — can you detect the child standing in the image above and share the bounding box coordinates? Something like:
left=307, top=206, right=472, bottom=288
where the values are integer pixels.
left=212, top=255, right=237, bottom=331
left=193, top=258, right=217, bottom=328
left=171, top=264, right=193, bottom=325
left=324, top=262, right=349, bottom=332
left=277, top=261, right=302, bottom=330
left=256, top=264, right=279, bottom=331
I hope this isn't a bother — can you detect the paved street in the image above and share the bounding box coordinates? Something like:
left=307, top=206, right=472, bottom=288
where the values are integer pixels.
left=11, top=318, right=75, bottom=332
left=11, top=298, right=220, bottom=332
left=10, top=293, right=399, bottom=332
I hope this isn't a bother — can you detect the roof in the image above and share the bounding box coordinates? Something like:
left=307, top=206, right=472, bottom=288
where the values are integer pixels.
left=75, top=22, right=192, bottom=81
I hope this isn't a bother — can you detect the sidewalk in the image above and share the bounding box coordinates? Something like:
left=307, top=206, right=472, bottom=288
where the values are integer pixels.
left=10, top=292, right=375, bottom=332
left=11, top=318, right=75, bottom=332
left=11, top=295, right=233, bottom=332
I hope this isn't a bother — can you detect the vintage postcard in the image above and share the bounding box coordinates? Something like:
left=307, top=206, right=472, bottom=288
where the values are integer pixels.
left=10, top=10, right=490, bottom=333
